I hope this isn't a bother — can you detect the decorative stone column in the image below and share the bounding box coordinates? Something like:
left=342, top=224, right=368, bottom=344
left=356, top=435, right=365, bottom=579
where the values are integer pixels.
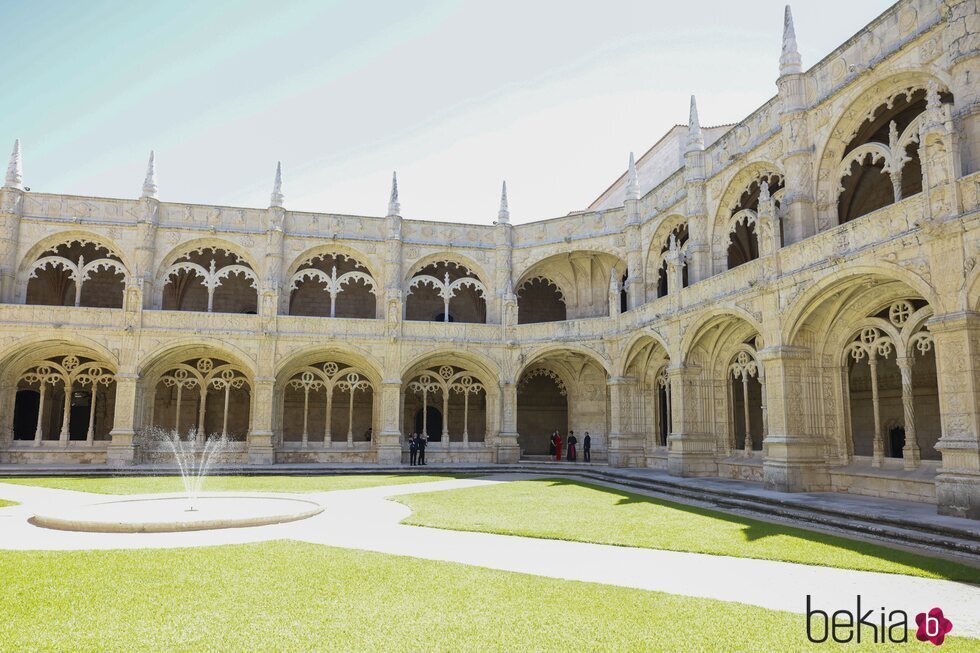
left=496, top=380, right=520, bottom=463
left=623, top=153, right=644, bottom=310
left=0, top=140, right=25, bottom=303
left=377, top=380, right=404, bottom=465
left=896, top=355, right=921, bottom=470
left=666, top=364, right=717, bottom=477
left=684, top=98, right=710, bottom=284
left=776, top=6, right=816, bottom=244
left=930, top=312, right=980, bottom=519
left=247, top=377, right=275, bottom=465
left=107, top=373, right=139, bottom=466
left=607, top=376, right=643, bottom=467
left=759, top=346, right=830, bottom=492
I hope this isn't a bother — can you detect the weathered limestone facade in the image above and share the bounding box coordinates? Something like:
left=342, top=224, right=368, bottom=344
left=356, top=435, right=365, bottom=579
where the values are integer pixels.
left=1, top=1, right=979, bottom=518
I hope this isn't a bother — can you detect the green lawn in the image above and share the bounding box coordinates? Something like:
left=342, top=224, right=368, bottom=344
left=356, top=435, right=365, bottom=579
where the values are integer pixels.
left=397, top=478, right=980, bottom=583
left=0, top=498, right=16, bottom=508
left=3, top=541, right=972, bottom=652
left=0, top=474, right=463, bottom=495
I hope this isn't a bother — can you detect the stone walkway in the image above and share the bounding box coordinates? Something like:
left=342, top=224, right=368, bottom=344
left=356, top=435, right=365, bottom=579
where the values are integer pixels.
left=1, top=477, right=979, bottom=639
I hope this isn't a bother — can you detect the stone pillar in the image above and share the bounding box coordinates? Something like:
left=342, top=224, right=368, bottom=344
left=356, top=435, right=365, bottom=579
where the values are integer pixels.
left=247, top=377, right=275, bottom=464
left=607, top=376, right=643, bottom=467
left=759, top=346, right=830, bottom=492
left=377, top=380, right=403, bottom=465
left=896, top=356, right=921, bottom=470
left=0, top=184, right=24, bottom=303
left=623, top=193, right=644, bottom=310
left=496, top=381, right=520, bottom=463
left=666, top=364, right=717, bottom=477
left=261, top=207, right=285, bottom=330
left=929, top=312, right=980, bottom=519
left=684, top=109, right=709, bottom=284
left=777, top=8, right=816, bottom=244
left=944, top=0, right=980, bottom=175
left=493, top=219, right=513, bottom=325
left=107, top=373, right=139, bottom=466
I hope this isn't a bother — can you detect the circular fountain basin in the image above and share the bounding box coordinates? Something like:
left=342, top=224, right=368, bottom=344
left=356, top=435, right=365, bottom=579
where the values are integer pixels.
left=31, top=494, right=324, bottom=533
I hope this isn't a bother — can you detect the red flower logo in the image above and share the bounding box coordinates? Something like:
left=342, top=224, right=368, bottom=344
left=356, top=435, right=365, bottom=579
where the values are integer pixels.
left=916, top=607, right=953, bottom=646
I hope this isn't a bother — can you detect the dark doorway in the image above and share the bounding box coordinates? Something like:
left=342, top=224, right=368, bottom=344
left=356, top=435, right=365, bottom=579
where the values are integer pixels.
left=415, top=406, right=443, bottom=441
left=69, top=391, right=92, bottom=440
left=13, top=389, right=39, bottom=440
left=888, top=426, right=905, bottom=458
left=434, top=313, right=455, bottom=323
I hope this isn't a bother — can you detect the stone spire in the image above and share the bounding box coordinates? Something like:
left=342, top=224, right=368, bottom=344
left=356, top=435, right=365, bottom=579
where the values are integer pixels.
left=270, top=161, right=284, bottom=208
left=779, top=5, right=802, bottom=77
left=625, top=152, right=639, bottom=201
left=141, top=150, right=158, bottom=199
left=387, top=171, right=400, bottom=217
left=686, top=95, right=704, bottom=152
left=497, top=180, right=510, bottom=224
left=4, top=139, right=23, bottom=191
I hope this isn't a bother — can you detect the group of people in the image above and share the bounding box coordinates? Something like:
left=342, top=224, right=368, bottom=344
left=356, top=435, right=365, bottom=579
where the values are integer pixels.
left=407, top=432, right=428, bottom=466
left=548, top=430, right=590, bottom=462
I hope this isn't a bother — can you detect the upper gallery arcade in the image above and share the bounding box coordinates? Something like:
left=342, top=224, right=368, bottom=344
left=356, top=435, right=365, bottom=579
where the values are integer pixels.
left=1, top=0, right=979, bottom=520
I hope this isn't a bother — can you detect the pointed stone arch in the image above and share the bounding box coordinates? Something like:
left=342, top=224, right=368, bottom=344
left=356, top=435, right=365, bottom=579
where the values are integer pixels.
left=814, top=69, right=954, bottom=230
left=18, top=231, right=130, bottom=308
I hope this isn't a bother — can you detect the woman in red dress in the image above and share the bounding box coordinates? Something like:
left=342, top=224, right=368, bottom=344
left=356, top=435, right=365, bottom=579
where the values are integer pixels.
left=554, top=432, right=563, bottom=461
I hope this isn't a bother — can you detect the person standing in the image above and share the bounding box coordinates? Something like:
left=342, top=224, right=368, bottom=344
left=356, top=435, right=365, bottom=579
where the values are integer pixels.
left=418, top=433, right=427, bottom=466
left=409, top=432, right=418, bottom=466
left=549, top=430, right=556, bottom=456
left=567, top=431, right=577, bottom=462
left=583, top=432, right=591, bottom=462
left=554, top=431, right=563, bottom=461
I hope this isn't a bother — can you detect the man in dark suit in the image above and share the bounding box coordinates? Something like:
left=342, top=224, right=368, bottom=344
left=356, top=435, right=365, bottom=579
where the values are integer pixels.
left=409, top=432, right=418, bottom=466
left=583, top=432, right=591, bottom=462
left=417, top=433, right=427, bottom=465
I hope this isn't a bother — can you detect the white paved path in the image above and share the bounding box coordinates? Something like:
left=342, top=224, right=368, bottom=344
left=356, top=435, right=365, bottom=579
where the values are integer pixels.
left=1, top=478, right=979, bottom=638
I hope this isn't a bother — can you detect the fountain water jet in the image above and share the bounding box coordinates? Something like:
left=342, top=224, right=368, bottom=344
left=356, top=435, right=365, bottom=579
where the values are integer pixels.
left=30, top=428, right=324, bottom=532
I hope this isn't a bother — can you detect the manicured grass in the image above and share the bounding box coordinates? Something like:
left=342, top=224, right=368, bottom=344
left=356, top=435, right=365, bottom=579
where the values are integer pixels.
left=4, top=541, right=970, bottom=652
left=398, top=478, right=980, bottom=583
left=0, top=474, right=463, bottom=495
left=0, top=499, right=16, bottom=508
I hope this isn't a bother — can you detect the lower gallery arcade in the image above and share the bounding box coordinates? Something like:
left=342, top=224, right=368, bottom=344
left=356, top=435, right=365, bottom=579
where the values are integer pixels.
left=0, top=283, right=965, bottom=512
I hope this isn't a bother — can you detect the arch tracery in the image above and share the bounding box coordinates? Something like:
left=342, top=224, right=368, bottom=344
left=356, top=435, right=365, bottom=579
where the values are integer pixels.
left=14, top=354, right=116, bottom=444
left=25, top=240, right=128, bottom=308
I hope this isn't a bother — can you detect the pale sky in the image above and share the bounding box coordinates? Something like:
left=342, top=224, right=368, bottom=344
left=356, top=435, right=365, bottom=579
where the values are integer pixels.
left=1, top=0, right=893, bottom=223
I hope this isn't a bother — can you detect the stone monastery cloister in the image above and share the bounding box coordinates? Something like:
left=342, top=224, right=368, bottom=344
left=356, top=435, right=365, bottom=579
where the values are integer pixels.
left=1, top=0, right=980, bottom=519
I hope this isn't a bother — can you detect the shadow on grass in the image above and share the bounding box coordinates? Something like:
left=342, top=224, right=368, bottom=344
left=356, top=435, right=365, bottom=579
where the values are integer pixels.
left=521, top=478, right=980, bottom=584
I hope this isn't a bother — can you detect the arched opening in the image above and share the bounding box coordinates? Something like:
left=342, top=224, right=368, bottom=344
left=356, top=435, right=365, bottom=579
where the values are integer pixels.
left=517, top=277, right=566, bottom=324
left=405, top=261, right=487, bottom=323
left=280, top=362, right=375, bottom=446
left=12, top=389, right=39, bottom=440
left=162, top=246, right=258, bottom=314
left=845, top=303, right=941, bottom=466
left=516, top=350, right=608, bottom=458
left=517, top=370, right=568, bottom=455
left=837, top=87, right=952, bottom=224
left=287, top=252, right=377, bottom=319
left=404, top=364, right=488, bottom=445
left=729, top=351, right=764, bottom=453
left=727, top=219, right=759, bottom=270
left=655, top=224, right=688, bottom=298
left=25, top=241, right=126, bottom=308
left=13, top=354, right=116, bottom=444
left=516, top=251, right=624, bottom=320
left=152, top=357, right=251, bottom=440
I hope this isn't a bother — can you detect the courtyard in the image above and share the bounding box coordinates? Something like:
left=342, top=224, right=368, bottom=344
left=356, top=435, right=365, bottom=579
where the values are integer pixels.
left=1, top=471, right=978, bottom=650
